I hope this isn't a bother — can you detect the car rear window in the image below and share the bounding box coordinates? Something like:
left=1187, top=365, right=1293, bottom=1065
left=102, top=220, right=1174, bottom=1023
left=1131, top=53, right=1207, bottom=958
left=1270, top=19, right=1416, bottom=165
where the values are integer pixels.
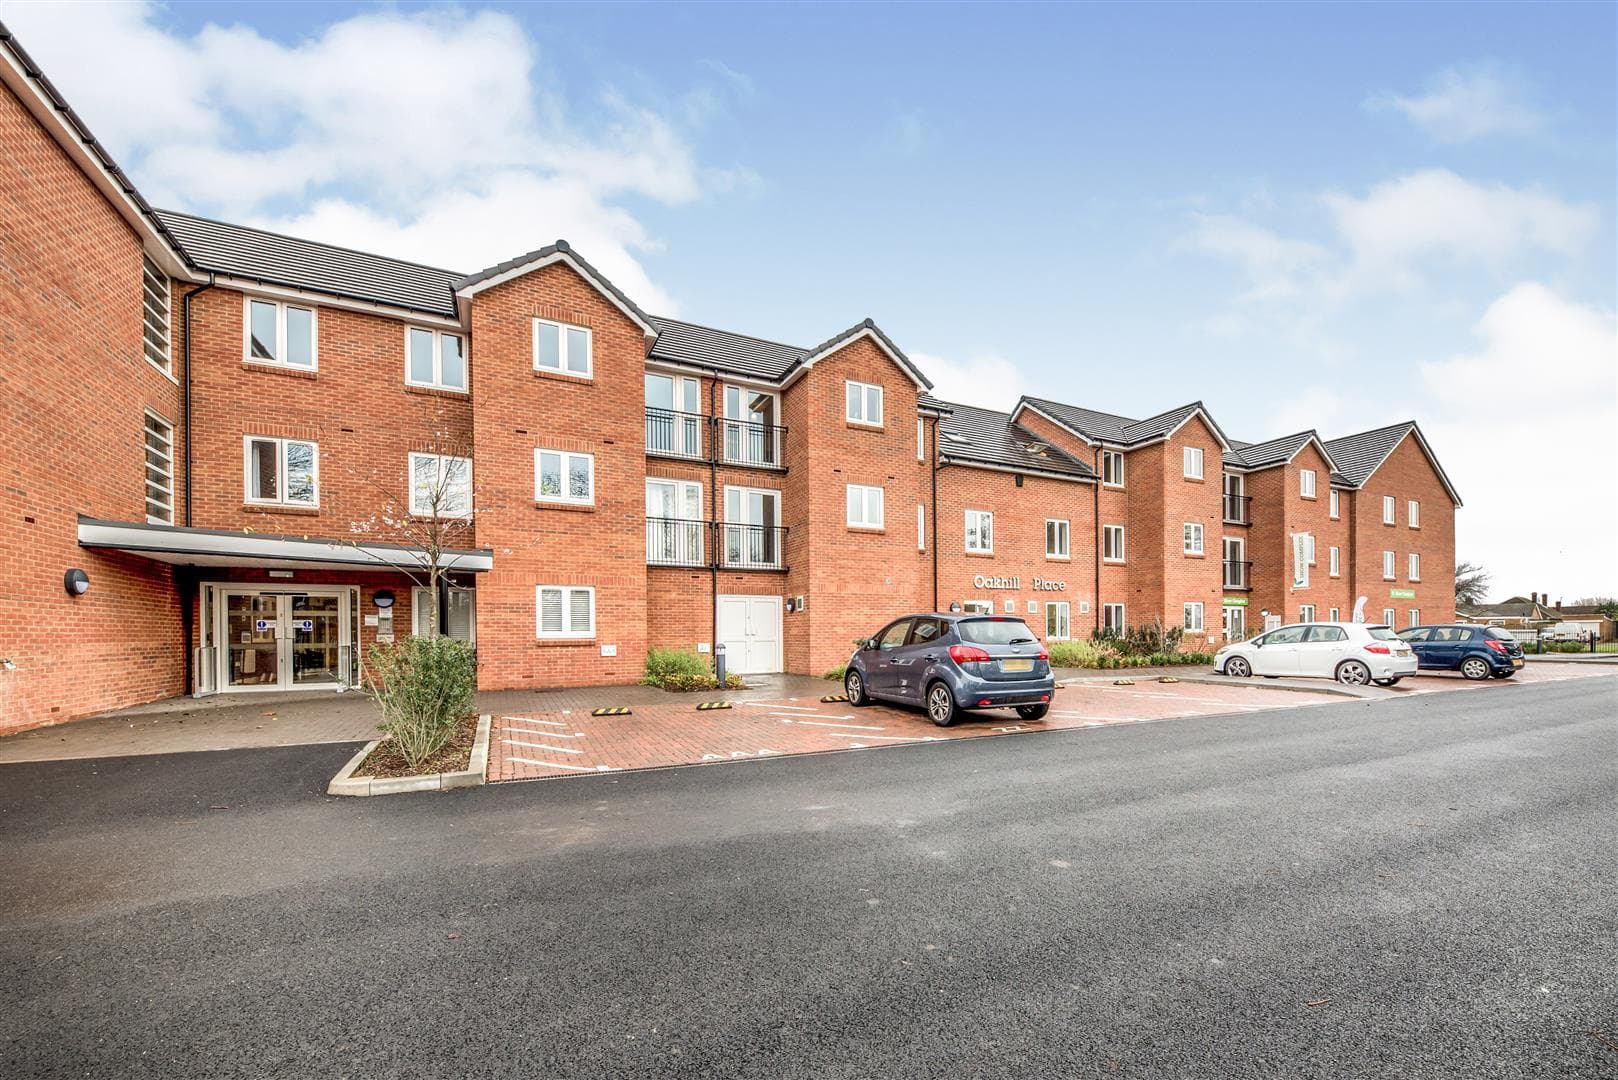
left=957, top=618, right=1037, bottom=645
left=1483, top=627, right=1517, bottom=641
left=1367, top=627, right=1399, bottom=641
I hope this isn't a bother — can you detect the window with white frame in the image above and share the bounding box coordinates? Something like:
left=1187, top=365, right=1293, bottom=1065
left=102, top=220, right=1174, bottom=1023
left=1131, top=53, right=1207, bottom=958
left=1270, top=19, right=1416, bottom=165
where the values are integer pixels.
left=1300, top=468, right=1316, bottom=498
left=409, top=452, right=472, bottom=517
left=1329, top=489, right=1340, bottom=519
left=1383, top=550, right=1396, bottom=579
left=1409, top=553, right=1420, bottom=581
left=1299, top=604, right=1316, bottom=622
left=1408, top=609, right=1420, bottom=628
left=244, top=436, right=317, bottom=507
left=917, top=417, right=925, bottom=461
left=1046, top=601, right=1071, bottom=640
left=1408, top=499, right=1420, bottom=528
left=917, top=504, right=926, bottom=551
left=536, top=585, right=594, bottom=638
left=533, top=318, right=591, bottom=377
left=846, top=484, right=884, bottom=528
left=141, top=254, right=171, bottom=373
left=1103, top=524, right=1125, bottom=562
left=1184, top=602, right=1205, bottom=632
left=412, top=586, right=475, bottom=643
left=1003, top=599, right=1016, bottom=614
left=962, top=600, right=992, bottom=615
left=406, top=328, right=466, bottom=391
left=245, top=298, right=316, bottom=369
left=143, top=410, right=174, bottom=523
left=1045, top=518, right=1070, bottom=559
left=1102, top=450, right=1125, bottom=487
left=1102, top=603, right=1126, bottom=632
left=1183, top=446, right=1204, bottom=479
left=1329, top=607, right=1340, bottom=621
left=1329, top=545, right=1341, bottom=577
left=535, top=449, right=594, bottom=506
left=1380, top=607, right=1395, bottom=626
left=965, top=510, right=994, bottom=553
left=1383, top=495, right=1396, bottom=524
left=1028, top=600, right=1038, bottom=615
left=1183, top=522, right=1205, bottom=555
left=845, top=380, right=883, bottom=426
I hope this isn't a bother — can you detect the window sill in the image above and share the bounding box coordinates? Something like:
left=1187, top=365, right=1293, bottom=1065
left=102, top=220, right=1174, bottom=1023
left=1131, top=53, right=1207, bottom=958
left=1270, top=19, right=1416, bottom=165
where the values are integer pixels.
left=534, top=637, right=597, bottom=647
left=964, top=549, right=995, bottom=558
left=845, top=420, right=885, bottom=432
left=846, top=524, right=886, bottom=534
left=144, top=357, right=180, bottom=385
left=1046, top=555, right=1071, bottom=562
left=242, top=503, right=320, bottom=516
left=1102, top=483, right=1125, bottom=491
left=533, top=367, right=593, bottom=385
left=1300, top=494, right=1317, bottom=501
left=242, top=360, right=317, bottom=380
left=1183, top=552, right=1206, bottom=559
left=535, top=501, right=596, bottom=513
left=1103, top=559, right=1127, bottom=567
left=405, top=383, right=470, bottom=399
left=1183, top=476, right=1206, bottom=484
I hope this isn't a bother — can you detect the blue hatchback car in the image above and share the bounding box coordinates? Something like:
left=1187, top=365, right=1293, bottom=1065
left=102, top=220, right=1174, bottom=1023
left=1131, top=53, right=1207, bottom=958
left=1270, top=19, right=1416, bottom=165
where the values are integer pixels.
left=844, top=613, right=1055, bottom=726
left=1396, top=623, right=1525, bottom=679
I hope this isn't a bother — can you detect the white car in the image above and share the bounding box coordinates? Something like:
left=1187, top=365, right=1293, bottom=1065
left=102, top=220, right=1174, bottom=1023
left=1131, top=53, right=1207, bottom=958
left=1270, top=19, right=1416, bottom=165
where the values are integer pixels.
left=1215, top=622, right=1418, bottom=686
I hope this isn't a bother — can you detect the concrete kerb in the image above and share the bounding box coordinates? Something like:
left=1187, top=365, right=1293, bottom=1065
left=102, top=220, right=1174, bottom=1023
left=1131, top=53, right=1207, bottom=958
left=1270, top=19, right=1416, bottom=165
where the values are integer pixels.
left=1056, top=672, right=1376, bottom=700
left=328, top=714, right=491, bottom=797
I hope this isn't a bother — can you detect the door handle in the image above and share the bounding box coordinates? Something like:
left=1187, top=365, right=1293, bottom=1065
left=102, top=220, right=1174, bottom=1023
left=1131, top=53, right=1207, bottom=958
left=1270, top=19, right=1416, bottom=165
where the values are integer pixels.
left=923, top=654, right=938, bottom=662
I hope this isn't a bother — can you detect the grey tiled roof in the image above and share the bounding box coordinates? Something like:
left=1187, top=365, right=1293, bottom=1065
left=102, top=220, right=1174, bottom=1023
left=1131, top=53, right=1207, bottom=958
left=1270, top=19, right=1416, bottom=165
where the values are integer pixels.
left=156, top=210, right=462, bottom=318
left=1021, top=397, right=1136, bottom=443
left=1323, top=422, right=1415, bottom=487
left=917, top=394, right=955, bottom=414
left=784, top=318, right=934, bottom=390
left=1120, top=401, right=1208, bottom=443
left=1226, top=430, right=1318, bottom=470
left=936, top=401, right=1097, bottom=480
left=647, top=317, right=804, bottom=381
left=454, top=240, right=656, bottom=331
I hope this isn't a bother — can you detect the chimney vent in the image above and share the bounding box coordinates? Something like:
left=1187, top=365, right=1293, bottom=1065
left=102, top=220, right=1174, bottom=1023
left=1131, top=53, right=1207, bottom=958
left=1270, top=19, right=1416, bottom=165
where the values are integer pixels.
left=1556, top=600, right=1562, bottom=610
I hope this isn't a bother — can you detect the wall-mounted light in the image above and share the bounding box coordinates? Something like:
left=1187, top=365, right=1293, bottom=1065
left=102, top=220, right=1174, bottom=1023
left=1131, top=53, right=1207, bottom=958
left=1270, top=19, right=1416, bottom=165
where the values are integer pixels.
left=63, top=568, right=89, bottom=596
left=373, top=589, right=395, bottom=609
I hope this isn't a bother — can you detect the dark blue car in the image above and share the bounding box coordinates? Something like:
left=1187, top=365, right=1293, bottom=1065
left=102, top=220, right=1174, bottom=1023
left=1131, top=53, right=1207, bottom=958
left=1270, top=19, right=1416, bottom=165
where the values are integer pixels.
left=1396, top=624, right=1524, bottom=679
left=845, top=613, right=1055, bottom=726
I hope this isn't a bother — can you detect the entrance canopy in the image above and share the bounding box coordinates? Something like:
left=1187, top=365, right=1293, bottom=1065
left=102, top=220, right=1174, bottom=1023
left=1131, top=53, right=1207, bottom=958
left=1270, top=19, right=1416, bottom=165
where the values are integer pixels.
left=77, top=518, right=494, bottom=573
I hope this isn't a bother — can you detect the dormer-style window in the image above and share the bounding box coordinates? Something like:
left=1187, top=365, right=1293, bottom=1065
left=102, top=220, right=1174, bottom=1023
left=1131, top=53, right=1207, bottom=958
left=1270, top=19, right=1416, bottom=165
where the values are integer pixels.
left=245, top=298, right=316, bottom=370
left=534, top=318, right=591, bottom=378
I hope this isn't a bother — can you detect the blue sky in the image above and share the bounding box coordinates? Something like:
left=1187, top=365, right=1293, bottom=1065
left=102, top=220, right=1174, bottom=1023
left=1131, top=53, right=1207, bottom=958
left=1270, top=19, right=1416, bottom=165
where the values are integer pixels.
left=5, top=1, right=1613, bottom=597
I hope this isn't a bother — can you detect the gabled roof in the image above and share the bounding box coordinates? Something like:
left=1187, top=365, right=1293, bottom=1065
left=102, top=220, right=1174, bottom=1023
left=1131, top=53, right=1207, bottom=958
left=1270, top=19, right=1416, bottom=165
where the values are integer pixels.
left=1224, top=429, right=1337, bottom=472
left=454, top=240, right=657, bottom=336
left=647, top=317, right=804, bottom=382
left=1016, top=396, right=1231, bottom=451
left=1324, top=421, right=1462, bottom=506
left=158, top=210, right=460, bottom=319
left=935, top=401, right=1096, bottom=481
left=917, top=394, right=956, bottom=415
left=781, top=319, right=933, bottom=391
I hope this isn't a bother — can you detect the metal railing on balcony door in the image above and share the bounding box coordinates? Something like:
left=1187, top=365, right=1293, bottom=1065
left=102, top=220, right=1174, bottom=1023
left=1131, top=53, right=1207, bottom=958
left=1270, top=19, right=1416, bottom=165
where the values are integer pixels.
left=1223, top=560, right=1253, bottom=591
left=1222, top=493, right=1252, bottom=525
left=645, top=408, right=707, bottom=461
left=719, top=417, right=785, bottom=468
left=646, top=518, right=708, bottom=567
left=720, top=523, right=787, bottom=570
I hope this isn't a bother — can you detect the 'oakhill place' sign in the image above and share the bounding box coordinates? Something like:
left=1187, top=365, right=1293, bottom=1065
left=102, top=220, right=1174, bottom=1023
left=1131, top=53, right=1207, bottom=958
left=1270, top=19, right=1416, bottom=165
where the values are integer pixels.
left=973, top=575, right=1068, bottom=591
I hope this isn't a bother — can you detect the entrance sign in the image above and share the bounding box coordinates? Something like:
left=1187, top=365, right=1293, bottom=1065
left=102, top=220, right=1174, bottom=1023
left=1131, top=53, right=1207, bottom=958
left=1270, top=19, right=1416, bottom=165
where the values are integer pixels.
left=254, top=619, right=271, bottom=631
left=295, top=619, right=315, bottom=631
left=1222, top=597, right=1248, bottom=606
left=1389, top=588, right=1416, bottom=600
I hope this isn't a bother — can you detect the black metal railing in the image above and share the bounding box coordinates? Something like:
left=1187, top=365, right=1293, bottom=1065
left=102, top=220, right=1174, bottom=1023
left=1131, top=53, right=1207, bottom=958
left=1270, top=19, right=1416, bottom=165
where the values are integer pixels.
left=1222, top=493, right=1251, bottom=524
left=719, top=523, right=788, bottom=570
left=719, top=417, right=785, bottom=468
left=645, top=408, right=707, bottom=461
left=646, top=517, right=707, bottom=567
left=1223, top=560, right=1253, bottom=591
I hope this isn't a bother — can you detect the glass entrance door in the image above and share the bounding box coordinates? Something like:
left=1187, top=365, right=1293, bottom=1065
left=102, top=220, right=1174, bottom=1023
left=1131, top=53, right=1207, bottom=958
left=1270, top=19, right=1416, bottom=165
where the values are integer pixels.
left=218, top=589, right=352, bottom=692
left=290, top=594, right=342, bottom=685
left=226, top=593, right=281, bottom=688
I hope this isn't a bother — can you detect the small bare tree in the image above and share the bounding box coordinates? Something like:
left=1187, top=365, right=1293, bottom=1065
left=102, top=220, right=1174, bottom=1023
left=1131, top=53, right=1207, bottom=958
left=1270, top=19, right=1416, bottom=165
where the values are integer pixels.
left=1454, top=560, right=1491, bottom=606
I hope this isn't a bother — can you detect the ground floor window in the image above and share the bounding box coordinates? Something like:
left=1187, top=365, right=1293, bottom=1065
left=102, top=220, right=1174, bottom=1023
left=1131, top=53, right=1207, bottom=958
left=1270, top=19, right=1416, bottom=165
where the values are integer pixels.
left=538, top=586, right=594, bottom=638
left=411, top=586, right=475, bottom=643
left=1299, top=604, right=1316, bottom=622
left=1102, top=603, right=1126, bottom=632
left=1381, top=608, right=1396, bottom=626
left=961, top=600, right=992, bottom=615
left=1329, top=607, right=1340, bottom=621
left=1183, top=602, right=1204, bottom=632
left=1408, top=608, right=1420, bottom=628
left=1046, top=601, right=1070, bottom=640
left=1222, top=605, right=1246, bottom=641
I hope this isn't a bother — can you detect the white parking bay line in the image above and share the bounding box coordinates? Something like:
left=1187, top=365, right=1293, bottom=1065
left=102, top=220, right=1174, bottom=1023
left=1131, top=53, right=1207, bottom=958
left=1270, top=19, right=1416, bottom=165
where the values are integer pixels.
left=502, top=739, right=584, bottom=755
left=506, top=728, right=586, bottom=738
left=780, top=719, right=886, bottom=730
left=816, top=731, right=940, bottom=742
left=507, top=757, right=596, bottom=772
left=501, top=716, right=567, bottom=727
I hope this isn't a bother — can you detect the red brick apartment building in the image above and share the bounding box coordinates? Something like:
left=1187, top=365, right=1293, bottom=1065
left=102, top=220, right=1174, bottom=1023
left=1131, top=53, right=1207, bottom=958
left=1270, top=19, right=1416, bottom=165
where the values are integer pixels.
left=0, top=26, right=1461, bottom=732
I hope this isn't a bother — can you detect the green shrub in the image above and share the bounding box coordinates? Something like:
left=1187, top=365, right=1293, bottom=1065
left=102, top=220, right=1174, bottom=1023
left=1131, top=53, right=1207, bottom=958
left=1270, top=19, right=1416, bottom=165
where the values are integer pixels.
left=366, top=635, right=477, bottom=770
left=642, top=648, right=742, bottom=691
left=1047, top=640, right=1104, bottom=668
left=822, top=664, right=847, bottom=681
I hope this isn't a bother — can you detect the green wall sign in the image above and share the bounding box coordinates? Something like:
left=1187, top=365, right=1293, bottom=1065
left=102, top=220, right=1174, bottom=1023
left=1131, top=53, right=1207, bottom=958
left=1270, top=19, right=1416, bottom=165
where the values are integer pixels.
left=1222, top=597, right=1249, bottom=606
left=1390, top=588, right=1416, bottom=599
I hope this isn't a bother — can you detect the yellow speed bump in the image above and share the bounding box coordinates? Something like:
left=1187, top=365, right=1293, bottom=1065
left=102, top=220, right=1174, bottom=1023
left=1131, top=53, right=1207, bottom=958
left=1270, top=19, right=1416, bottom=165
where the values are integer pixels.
left=695, top=700, right=733, bottom=711
left=590, top=706, right=633, bottom=717
left=1157, top=676, right=1181, bottom=684
left=820, top=693, right=850, bottom=703
left=1112, top=679, right=1135, bottom=686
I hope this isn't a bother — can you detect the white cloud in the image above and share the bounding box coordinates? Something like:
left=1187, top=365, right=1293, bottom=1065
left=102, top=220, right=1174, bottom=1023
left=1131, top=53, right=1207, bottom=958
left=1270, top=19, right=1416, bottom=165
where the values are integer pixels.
left=1184, top=214, right=1328, bottom=301
left=1264, top=386, right=1347, bottom=439
left=1418, top=284, right=1617, bottom=598
left=1367, top=63, right=1545, bottom=143
left=911, top=352, right=1030, bottom=413
left=3, top=1, right=752, bottom=312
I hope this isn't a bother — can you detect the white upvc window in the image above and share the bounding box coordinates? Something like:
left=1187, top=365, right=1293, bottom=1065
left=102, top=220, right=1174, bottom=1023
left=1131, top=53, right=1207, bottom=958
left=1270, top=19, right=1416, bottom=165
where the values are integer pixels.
left=1003, top=599, right=1016, bottom=614
left=846, top=380, right=884, bottom=426
left=917, top=504, right=926, bottom=551
left=1408, top=499, right=1420, bottom=528
left=1045, top=518, right=1070, bottom=559
left=1408, top=609, right=1420, bottom=628
left=1299, top=468, right=1316, bottom=498
left=1383, top=550, right=1396, bottom=580
left=846, top=483, right=884, bottom=528
left=917, top=417, right=925, bottom=461
left=143, top=410, right=174, bottom=523
left=965, top=509, right=994, bottom=553
left=962, top=600, right=993, bottom=615
left=1383, top=495, right=1396, bottom=524
left=1299, top=604, right=1316, bottom=622
left=1409, top=553, right=1421, bottom=581
left=1183, top=446, right=1204, bottom=480
left=1102, top=603, right=1126, bottom=632
left=1102, top=450, right=1125, bottom=487
left=535, top=449, right=594, bottom=506
left=1103, top=524, right=1126, bottom=562
left=536, top=585, right=594, bottom=638
left=533, top=317, right=591, bottom=377
left=142, top=254, right=172, bottom=373
left=1046, top=601, right=1071, bottom=640
left=1329, top=489, right=1340, bottom=519
left=406, top=327, right=467, bottom=391
left=412, top=586, right=476, bottom=643
left=244, top=436, right=318, bottom=508
left=245, top=297, right=317, bottom=370
left=409, top=452, right=472, bottom=518
left=1382, top=607, right=1396, bottom=626
left=1183, top=522, right=1205, bottom=555
left=1329, top=546, right=1341, bottom=577
left=1184, top=602, right=1205, bottom=632
left=1329, top=607, right=1340, bottom=621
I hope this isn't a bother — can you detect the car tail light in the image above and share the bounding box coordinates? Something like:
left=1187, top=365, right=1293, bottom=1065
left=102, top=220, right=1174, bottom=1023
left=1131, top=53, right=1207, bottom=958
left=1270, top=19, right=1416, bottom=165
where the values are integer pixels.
left=1484, top=638, right=1508, bottom=654
left=949, top=644, right=992, bottom=664
left=978, top=699, right=992, bottom=707
left=1038, top=650, right=1049, bottom=660
left=1364, top=643, right=1391, bottom=655
left=1040, top=694, right=1050, bottom=702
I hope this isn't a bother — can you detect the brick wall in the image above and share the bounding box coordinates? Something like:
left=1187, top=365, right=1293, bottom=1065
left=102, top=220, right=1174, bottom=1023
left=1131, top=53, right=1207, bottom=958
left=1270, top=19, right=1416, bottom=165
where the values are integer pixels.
left=1349, top=434, right=1455, bottom=627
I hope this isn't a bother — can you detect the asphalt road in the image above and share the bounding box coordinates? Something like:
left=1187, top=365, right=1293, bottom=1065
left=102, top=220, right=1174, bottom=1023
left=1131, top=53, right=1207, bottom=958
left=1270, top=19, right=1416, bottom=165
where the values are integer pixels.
left=1, top=677, right=1614, bottom=1079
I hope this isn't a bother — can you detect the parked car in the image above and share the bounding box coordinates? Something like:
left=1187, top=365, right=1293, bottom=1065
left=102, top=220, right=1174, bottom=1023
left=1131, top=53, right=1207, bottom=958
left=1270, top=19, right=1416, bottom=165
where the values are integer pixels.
left=1214, top=622, right=1418, bottom=686
left=1397, top=623, right=1524, bottom=679
left=845, top=613, right=1055, bottom=726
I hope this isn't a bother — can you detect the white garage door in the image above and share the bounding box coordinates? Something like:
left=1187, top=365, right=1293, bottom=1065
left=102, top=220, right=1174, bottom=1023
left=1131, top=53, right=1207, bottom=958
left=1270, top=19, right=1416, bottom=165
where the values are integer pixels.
left=717, top=595, right=783, bottom=675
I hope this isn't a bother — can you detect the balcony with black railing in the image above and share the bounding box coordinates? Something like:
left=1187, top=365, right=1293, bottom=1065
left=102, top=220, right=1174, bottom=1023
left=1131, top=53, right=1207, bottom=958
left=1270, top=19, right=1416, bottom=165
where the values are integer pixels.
left=646, top=518, right=708, bottom=568
left=645, top=408, right=708, bottom=461
left=1222, top=493, right=1252, bottom=525
left=719, top=522, right=788, bottom=570
left=1223, top=560, right=1253, bottom=591
left=719, top=417, right=786, bottom=469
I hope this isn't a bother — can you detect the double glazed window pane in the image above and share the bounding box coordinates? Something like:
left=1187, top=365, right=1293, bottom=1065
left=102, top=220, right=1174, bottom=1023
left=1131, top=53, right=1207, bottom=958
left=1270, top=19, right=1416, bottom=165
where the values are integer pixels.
left=440, top=335, right=465, bottom=389
left=249, top=301, right=277, bottom=360
left=408, top=328, right=436, bottom=384
left=538, top=452, right=563, bottom=498
left=536, top=322, right=590, bottom=375
left=249, top=301, right=313, bottom=366
left=284, top=441, right=316, bottom=503
left=249, top=438, right=315, bottom=505
left=536, top=323, right=561, bottom=370
left=249, top=438, right=280, bottom=500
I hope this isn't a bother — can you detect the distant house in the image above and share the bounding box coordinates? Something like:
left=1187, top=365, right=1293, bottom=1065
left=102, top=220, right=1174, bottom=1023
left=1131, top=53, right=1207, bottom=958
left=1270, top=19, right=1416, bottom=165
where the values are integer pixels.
left=1458, top=593, right=1616, bottom=642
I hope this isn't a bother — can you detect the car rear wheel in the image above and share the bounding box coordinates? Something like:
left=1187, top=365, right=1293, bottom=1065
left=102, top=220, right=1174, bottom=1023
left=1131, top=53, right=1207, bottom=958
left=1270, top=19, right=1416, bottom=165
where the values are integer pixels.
left=926, top=682, right=959, bottom=727
left=1336, top=660, right=1371, bottom=686
left=1460, top=657, right=1491, bottom=681
left=1015, top=703, right=1049, bottom=721
left=1225, top=656, right=1252, bottom=678
left=845, top=670, right=870, bottom=706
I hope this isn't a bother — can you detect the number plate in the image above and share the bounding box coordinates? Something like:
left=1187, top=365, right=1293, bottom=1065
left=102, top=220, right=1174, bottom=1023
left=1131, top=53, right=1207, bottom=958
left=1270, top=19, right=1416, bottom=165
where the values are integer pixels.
left=1512, top=657, right=1524, bottom=667
left=1001, top=658, right=1034, bottom=673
